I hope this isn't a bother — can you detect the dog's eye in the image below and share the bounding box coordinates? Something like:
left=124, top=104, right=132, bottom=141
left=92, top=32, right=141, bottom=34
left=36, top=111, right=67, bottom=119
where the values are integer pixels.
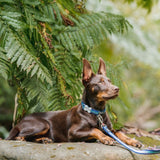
left=99, top=81, right=104, bottom=84
left=108, top=79, right=111, bottom=82
left=99, top=78, right=105, bottom=84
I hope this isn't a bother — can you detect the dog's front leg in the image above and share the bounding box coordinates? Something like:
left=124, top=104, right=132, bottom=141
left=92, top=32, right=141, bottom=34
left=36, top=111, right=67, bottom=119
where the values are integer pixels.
left=90, top=128, right=115, bottom=145
left=115, top=131, right=142, bottom=148
left=69, top=127, right=114, bottom=145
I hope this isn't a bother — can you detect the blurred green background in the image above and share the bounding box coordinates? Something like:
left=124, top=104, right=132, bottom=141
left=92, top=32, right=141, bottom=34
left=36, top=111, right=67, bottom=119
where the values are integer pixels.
left=0, top=0, right=160, bottom=138
left=87, top=0, right=160, bottom=130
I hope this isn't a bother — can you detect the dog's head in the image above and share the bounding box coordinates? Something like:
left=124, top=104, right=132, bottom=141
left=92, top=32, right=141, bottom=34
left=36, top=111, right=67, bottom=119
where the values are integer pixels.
left=82, top=58, right=119, bottom=102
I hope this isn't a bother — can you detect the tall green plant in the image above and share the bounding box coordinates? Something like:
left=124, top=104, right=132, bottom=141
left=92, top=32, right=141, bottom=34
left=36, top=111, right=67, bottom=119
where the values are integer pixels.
left=0, top=0, right=131, bottom=123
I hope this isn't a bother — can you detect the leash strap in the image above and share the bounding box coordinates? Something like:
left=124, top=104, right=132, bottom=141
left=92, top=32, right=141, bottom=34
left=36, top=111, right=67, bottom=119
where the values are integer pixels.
left=97, top=114, right=160, bottom=155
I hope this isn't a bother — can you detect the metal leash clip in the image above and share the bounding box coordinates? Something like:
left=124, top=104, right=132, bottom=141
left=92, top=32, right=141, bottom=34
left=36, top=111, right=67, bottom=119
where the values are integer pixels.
left=97, top=114, right=104, bottom=128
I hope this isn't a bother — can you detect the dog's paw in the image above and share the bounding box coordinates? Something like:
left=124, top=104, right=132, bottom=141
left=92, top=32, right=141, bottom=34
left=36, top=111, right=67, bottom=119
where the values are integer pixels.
left=129, top=139, right=142, bottom=148
left=115, top=131, right=142, bottom=148
left=15, top=136, right=25, bottom=141
left=100, top=136, right=115, bottom=145
left=35, top=137, right=53, bottom=144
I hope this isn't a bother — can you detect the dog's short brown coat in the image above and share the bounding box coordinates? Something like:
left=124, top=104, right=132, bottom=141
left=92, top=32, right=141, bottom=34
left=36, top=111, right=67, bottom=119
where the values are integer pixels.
left=7, top=58, right=141, bottom=147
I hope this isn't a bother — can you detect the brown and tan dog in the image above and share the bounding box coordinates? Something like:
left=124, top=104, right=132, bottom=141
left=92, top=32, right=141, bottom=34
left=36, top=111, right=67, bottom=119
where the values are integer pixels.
left=6, top=58, right=141, bottom=147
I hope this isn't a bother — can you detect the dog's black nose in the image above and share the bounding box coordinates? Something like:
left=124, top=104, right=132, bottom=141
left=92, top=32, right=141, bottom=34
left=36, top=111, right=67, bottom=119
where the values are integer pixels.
left=114, top=87, right=119, bottom=92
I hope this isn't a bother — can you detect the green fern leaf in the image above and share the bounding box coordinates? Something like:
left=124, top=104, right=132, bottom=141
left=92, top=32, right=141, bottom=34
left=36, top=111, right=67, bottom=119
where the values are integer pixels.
left=57, top=12, right=130, bottom=52
left=0, top=48, right=10, bottom=80
left=4, top=30, right=53, bottom=85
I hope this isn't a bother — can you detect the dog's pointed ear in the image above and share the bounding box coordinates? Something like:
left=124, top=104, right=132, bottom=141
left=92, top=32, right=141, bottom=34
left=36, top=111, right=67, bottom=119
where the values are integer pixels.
left=82, top=58, right=94, bottom=86
left=98, top=58, right=106, bottom=76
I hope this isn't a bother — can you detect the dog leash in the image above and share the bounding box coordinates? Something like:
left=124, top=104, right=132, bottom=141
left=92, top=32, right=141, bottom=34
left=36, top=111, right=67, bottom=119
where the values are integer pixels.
left=81, top=102, right=160, bottom=155
left=97, top=114, right=160, bottom=155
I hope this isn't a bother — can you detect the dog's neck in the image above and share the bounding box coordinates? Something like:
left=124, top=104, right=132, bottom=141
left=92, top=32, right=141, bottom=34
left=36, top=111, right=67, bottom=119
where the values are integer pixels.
left=82, top=89, right=106, bottom=111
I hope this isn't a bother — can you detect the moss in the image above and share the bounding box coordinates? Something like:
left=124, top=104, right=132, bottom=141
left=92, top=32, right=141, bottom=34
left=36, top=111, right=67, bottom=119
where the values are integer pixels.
left=67, top=147, right=75, bottom=150
left=50, top=155, right=56, bottom=158
left=128, top=134, right=160, bottom=148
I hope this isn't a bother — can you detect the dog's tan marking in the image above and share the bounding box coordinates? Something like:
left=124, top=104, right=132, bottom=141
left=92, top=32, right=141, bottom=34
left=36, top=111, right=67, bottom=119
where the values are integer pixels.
left=34, top=128, right=49, bottom=136
left=89, top=128, right=114, bottom=145
left=15, top=136, right=25, bottom=141
left=115, top=131, right=142, bottom=148
left=100, top=78, right=104, bottom=83
left=97, top=91, right=108, bottom=101
left=35, top=137, right=53, bottom=143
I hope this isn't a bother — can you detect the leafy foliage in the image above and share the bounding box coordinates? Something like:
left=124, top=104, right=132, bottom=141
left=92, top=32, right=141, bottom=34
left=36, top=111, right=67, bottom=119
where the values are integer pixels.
left=87, top=0, right=160, bottom=130
left=125, top=0, right=158, bottom=12
left=58, top=12, right=130, bottom=51
left=0, top=0, right=131, bottom=123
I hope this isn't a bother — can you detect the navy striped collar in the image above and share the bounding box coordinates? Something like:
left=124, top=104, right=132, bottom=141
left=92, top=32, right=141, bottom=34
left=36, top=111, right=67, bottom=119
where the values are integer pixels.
left=81, top=101, right=106, bottom=115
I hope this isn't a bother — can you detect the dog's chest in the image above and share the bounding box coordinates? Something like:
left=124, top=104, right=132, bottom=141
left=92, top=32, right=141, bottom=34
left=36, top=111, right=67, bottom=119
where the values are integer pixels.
left=82, top=114, right=99, bottom=128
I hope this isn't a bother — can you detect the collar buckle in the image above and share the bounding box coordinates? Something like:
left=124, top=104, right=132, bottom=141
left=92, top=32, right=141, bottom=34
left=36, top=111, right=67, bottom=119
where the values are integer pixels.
left=83, top=104, right=92, bottom=113
left=81, top=101, right=106, bottom=115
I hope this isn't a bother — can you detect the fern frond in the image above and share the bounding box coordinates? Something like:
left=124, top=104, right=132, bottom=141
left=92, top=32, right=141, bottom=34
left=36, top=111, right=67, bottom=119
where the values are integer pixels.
left=57, top=12, right=131, bottom=51
left=0, top=0, right=132, bottom=121
left=3, top=27, right=53, bottom=85
left=53, top=2, right=63, bottom=25
left=21, top=76, right=66, bottom=112
left=0, top=48, right=10, bottom=80
left=1, top=11, right=27, bottom=30
left=22, top=0, right=41, bottom=6
left=52, top=51, right=82, bottom=105
left=21, top=77, right=48, bottom=111
left=47, top=85, right=65, bottom=111
left=0, top=0, right=15, bottom=3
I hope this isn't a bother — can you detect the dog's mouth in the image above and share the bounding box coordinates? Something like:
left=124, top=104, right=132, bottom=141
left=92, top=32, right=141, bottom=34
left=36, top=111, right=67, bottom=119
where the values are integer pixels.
left=103, top=94, right=118, bottom=100
left=102, top=94, right=119, bottom=100
left=97, top=91, right=119, bottom=101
